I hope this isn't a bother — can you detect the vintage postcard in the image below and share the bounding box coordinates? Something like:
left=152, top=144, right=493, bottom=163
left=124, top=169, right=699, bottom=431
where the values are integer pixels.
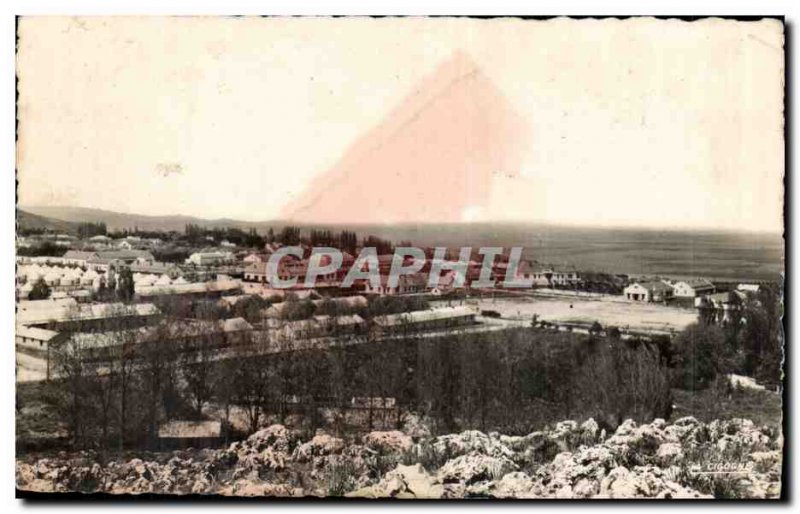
left=14, top=16, right=784, bottom=500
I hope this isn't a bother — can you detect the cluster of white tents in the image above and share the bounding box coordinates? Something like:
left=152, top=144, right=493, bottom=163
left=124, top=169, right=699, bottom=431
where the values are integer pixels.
left=17, top=260, right=191, bottom=299
left=17, top=264, right=103, bottom=288
left=132, top=273, right=188, bottom=290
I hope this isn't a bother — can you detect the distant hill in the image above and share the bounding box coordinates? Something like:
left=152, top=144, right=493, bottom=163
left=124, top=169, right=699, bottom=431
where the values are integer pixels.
left=17, top=209, right=80, bottom=234
left=19, top=205, right=279, bottom=233
left=16, top=206, right=783, bottom=280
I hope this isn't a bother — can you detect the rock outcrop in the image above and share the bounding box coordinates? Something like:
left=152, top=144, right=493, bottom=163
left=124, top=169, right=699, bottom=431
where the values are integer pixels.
left=16, top=417, right=782, bottom=499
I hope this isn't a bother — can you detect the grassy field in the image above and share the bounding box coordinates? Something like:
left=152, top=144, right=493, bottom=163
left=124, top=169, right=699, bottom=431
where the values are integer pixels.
left=672, top=382, right=783, bottom=432
left=465, top=295, right=699, bottom=334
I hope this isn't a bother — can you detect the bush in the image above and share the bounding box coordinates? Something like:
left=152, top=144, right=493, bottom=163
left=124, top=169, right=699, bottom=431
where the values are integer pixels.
left=670, top=324, right=726, bottom=390
left=412, top=328, right=672, bottom=435
left=325, top=460, right=358, bottom=496
left=572, top=338, right=672, bottom=427
left=28, top=278, right=51, bottom=300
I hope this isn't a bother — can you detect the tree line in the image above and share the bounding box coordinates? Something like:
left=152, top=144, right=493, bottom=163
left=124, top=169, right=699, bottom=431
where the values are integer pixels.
left=21, top=283, right=782, bottom=453
left=30, top=320, right=671, bottom=452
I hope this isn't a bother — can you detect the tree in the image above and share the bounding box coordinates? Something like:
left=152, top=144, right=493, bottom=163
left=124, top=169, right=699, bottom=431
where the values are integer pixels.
left=86, top=348, right=121, bottom=449
left=16, top=241, right=67, bottom=257
left=138, top=321, right=181, bottom=448
left=180, top=321, right=219, bottom=417
left=116, top=268, right=135, bottom=302
left=740, top=287, right=783, bottom=387
left=77, top=222, right=107, bottom=239
left=271, top=332, right=298, bottom=424
left=671, top=323, right=726, bottom=390
left=282, top=296, right=315, bottom=321
left=278, top=226, right=301, bottom=245
left=232, top=355, right=272, bottom=433
left=214, top=357, right=237, bottom=444
left=28, top=278, right=51, bottom=300
left=231, top=295, right=270, bottom=324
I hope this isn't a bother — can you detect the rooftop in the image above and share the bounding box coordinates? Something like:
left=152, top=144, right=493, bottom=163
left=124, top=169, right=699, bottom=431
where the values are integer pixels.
left=677, top=278, right=715, bottom=288
left=630, top=280, right=674, bottom=293
left=374, top=306, right=476, bottom=328
left=17, top=302, right=160, bottom=326
left=136, top=280, right=241, bottom=297
left=16, top=325, right=61, bottom=342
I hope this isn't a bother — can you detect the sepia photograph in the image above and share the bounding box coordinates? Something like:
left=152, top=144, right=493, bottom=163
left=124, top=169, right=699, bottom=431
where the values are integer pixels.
left=13, top=14, right=786, bottom=501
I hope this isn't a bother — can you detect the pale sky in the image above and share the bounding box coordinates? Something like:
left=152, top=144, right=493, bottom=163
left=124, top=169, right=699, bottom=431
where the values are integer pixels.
left=17, top=16, right=784, bottom=232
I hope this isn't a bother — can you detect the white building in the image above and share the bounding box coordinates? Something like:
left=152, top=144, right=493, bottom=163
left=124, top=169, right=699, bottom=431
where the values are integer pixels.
left=243, top=253, right=267, bottom=264
left=695, top=290, right=747, bottom=324
left=185, top=251, right=235, bottom=266
left=623, top=280, right=674, bottom=302
left=672, top=278, right=715, bottom=298
left=373, top=306, right=476, bottom=332
left=364, top=273, right=428, bottom=295
left=737, top=283, right=761, bottom=294
left=62, top=250, right=100, bottom=266
left=89, top=235, right=112, bottom=245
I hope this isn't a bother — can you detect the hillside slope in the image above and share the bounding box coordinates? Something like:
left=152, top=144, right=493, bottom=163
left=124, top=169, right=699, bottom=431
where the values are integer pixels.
left=16, top=209, right=79, bottom=234
left=20, top=205, right=270, bottom=233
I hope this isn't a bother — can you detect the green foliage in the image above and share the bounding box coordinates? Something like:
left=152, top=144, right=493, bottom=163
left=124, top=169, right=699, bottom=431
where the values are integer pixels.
left=17, top=241, right=67, bottom=258
left=670, top=323, right=725, bottom=390
left=230, top=295, right=271, bottom=324
left=400, top=444, right=448, bottom=472
left=152, top=246, right=190, bottom=263
left=184, top=223, right=265, bottom=247
left=28, top=277, right=51, bottom=300
left=280, top=296, right=316, bottom=321
left=116, top=268, right=135, bottom=302
left=277, top=226, right=301, bottom=246
left=362, top=235, right=394, bottom=255
left=413, top=328, right=672, bottom=435
left=673, top=285, right=783, bottom=390
left=77, top=222, right=107, bottom=238
left=740, top=287, right=783, bottom=387
left=325, top=460, right=358, bottom=496
left=366, top=295, right=429, bottom=317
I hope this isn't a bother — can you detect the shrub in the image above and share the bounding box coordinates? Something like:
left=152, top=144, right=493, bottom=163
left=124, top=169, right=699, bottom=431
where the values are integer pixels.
left=325, top=460, right=358, bottom=496
left=671, top=324, right=726, bottom=390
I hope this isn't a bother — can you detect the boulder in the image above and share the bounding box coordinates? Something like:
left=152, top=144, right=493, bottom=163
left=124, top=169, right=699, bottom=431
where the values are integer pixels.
left=487, top=471, right=538, bottom=498
left=656, top=443, right=683, bottom=466
left=292, top=433, right=346, bottom=462
left=599, top=465, right=711, bottom=499
left=219, top=479, right=302, bottom=497
left=428, top=430, right=515, bottom=461
left=346, top=463, right=443, bottom=499
left=438, top=452, right=517, bottom=485
left=246, top=424, right=296, bottom=454
left=362, top=431, right=413, bottom=454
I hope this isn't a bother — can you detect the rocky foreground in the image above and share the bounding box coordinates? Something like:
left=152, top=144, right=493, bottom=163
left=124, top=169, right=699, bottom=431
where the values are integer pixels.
left=16, top=416, right=782, bottom=499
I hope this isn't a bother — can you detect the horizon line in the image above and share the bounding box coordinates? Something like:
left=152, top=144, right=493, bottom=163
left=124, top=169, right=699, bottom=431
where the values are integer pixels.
left=18, top=204, right=785, bottom=236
